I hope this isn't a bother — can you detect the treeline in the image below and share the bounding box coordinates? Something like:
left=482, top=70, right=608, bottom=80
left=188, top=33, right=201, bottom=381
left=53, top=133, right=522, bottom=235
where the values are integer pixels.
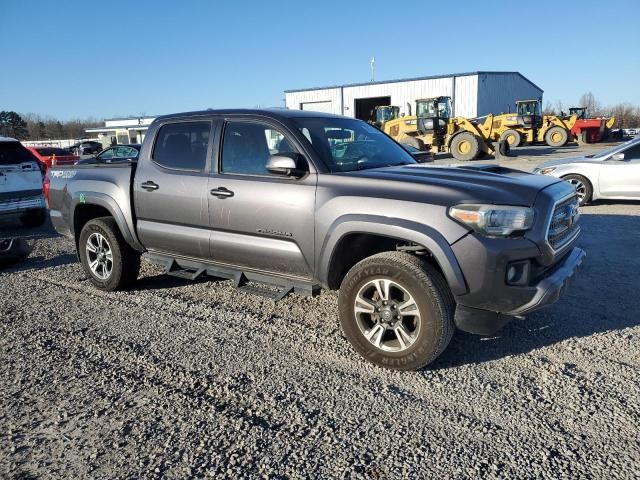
left=0, top=110, right=102, bottom=140
left=544, top=92, right=640, bottom=128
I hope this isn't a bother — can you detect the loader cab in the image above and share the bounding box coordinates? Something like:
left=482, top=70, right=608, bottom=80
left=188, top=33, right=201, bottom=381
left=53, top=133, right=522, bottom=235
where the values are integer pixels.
left=416, top=96, right=451, bottom=134
left=569, top=107, right=587, bottom=120
left=373, top=106, right=400, bottom=129
left=516, top=100, right=542, bottom=128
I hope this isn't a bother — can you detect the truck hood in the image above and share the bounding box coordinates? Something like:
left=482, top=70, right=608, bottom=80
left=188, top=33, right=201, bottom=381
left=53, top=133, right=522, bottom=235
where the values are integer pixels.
left=341, top=163, right=561, bottom=206
left=536, top=155, right=603, bottom=169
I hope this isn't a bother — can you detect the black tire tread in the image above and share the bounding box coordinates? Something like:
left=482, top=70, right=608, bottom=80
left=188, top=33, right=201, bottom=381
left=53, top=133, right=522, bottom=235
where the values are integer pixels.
left=79, top=216, right=140, bottom=291
left=339, top=251, right=455, bottom=370
left=450, top=132, right=480, bottom=161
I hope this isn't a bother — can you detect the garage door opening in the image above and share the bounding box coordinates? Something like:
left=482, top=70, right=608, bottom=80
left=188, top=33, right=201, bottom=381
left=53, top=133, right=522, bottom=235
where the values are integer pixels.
left=355, top=96, right=392, bottom=123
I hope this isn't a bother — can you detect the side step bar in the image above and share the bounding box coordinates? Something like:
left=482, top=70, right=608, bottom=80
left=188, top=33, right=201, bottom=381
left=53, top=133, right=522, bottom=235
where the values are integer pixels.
left=142, top=252, right=320, bottom=300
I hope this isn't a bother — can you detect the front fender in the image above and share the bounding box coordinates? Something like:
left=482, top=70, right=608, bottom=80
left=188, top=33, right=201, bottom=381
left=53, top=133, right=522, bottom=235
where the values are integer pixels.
left=317, top=215, right=468, bottom=295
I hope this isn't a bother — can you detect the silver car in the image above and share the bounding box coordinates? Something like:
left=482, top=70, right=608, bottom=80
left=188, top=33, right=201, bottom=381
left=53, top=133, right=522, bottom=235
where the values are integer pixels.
left=534, top=137, right=640, bottom=205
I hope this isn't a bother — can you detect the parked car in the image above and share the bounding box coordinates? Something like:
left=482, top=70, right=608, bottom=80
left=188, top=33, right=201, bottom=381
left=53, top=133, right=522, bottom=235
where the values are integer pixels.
left=534, top=136, right=640, bottom=205
left=27, top=146, right=79, bottom=171
left=48, top=109, right=584, bottom=370
left=75, top=144, right=141, bottom=165
left=0, top=137, right=47, bottom=227
left=68, top=140, right=103, bottom=156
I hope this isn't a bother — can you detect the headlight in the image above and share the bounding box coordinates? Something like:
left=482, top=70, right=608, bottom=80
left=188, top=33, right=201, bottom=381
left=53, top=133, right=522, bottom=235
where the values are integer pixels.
left=538, top=167, right=556, bottom=175
left=449, top=204, right=535, bottom=237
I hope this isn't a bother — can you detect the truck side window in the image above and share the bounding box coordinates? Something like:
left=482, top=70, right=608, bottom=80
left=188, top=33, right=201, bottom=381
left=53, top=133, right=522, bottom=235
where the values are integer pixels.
left=152, top=121, right=210, bottom=171
left=221, top=121, right=297, bottom=175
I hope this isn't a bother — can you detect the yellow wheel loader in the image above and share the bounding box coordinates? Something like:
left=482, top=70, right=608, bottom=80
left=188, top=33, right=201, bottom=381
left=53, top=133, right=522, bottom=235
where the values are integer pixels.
left=383, top=96, right=505, bottom=161
left=371, top=105, right=400, bottom=130
left=492, top=99, right=577, bottom=148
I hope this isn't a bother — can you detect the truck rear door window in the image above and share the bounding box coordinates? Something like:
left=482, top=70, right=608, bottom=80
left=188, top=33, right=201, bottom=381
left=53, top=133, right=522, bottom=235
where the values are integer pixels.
left=152, top=122, right=210, bottom=171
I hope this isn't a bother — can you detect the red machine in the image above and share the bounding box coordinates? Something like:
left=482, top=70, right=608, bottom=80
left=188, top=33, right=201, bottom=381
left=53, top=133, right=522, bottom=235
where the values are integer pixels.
left=566, top=107, right=615, bottom=143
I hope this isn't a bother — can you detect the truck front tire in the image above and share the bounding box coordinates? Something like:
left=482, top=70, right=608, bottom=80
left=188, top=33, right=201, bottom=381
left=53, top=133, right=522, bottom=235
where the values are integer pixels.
left=79, top=217, right=140, bottom=291
left=338, top=251, right=455, bottom=370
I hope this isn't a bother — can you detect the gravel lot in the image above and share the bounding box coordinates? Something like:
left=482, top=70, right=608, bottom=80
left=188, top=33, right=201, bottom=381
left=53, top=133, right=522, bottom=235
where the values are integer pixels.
left=1, top=143, right=639, bottom=478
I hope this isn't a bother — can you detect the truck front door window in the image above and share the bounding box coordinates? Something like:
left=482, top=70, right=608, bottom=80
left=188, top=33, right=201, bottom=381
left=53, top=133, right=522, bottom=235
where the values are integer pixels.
left=221, top=121, right=298, bottom=175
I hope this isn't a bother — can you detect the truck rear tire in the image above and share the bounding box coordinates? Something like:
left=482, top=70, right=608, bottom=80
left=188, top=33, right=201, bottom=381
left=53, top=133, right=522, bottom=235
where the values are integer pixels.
left=338, top=251, right=455, bottom=370
left=450, top=132, right=480, bottom=161
left=20, top=209, right=47, bottom=228
left=79, top=217, right=140, bottom=291
left=400, top=137, right=425, bottom=151
left=545, top=126, right=569, bottom=147
left=499, top=129, right=522, bottom=148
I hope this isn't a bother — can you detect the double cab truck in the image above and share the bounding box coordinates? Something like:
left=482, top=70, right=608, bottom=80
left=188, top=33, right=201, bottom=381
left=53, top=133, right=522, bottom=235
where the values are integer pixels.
left=48, top=109, right=585, bottom=370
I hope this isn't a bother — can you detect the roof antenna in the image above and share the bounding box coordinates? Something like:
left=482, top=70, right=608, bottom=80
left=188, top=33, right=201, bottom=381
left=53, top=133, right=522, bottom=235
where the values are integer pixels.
left=370, top=57, right=375, bottom=82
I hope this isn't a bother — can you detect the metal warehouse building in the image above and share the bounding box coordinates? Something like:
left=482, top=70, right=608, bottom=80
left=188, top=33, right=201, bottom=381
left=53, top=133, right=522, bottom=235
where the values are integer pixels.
left=285, top=71, right=543, bottom=123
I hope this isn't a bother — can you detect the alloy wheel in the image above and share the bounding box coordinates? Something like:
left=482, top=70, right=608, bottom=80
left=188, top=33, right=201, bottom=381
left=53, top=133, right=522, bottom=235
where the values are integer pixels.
left=354, top=278, right=421, bottom=352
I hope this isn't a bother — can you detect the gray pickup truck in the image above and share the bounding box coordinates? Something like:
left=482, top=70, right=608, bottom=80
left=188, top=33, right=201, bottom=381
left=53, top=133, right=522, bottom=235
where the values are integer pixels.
left=48, top=109, right=585, bottom=370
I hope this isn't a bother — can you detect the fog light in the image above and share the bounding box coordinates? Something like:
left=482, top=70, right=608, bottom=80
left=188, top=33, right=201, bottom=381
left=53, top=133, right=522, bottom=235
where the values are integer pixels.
left=506, top=260, right=530, bottom=286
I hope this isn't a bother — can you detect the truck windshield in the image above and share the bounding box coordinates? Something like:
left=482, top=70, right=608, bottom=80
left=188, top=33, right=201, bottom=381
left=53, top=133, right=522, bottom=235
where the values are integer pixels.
left=294, top=117, right=416, bottom=172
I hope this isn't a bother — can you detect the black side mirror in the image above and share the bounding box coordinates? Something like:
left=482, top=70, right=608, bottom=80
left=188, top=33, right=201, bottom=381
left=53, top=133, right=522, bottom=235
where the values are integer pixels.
left=411, top=151, right=434, bottom=163
left=266, top=153, right=307, bottom=177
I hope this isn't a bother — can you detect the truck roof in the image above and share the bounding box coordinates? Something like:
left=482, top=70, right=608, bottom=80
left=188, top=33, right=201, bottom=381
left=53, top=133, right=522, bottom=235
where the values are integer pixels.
left=153, top=108, right=346, bottom=122
left=0, top=136, right=19, bottom=142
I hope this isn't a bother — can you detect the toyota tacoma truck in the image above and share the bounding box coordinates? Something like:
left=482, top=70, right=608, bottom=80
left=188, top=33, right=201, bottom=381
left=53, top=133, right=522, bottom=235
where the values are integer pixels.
left=47, top=109, right=585, bottom=370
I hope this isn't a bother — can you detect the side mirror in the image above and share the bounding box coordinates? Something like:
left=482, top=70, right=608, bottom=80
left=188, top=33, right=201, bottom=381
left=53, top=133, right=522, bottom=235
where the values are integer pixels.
left=612, top=153, right=625, bottom=161
left=266, top=154, right=306, bottom=177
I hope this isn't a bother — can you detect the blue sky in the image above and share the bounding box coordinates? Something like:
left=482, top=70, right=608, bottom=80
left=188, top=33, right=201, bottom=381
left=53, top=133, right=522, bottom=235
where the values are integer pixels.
left=1, top=0, right=638, bottom=119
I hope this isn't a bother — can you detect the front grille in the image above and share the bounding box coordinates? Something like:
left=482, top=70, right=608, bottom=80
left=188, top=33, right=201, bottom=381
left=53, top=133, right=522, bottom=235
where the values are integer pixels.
left=547, top=195, right=580, bottom=251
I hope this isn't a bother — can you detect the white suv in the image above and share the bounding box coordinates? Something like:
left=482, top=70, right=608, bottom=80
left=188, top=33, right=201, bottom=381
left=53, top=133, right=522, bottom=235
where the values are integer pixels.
left=0, top=137, right=47, bottom=227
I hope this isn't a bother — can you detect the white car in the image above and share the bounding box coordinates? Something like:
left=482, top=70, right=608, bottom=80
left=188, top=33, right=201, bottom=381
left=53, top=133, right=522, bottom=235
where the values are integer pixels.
left=0, top=137, right=47, bottom=227
left=534, top=137, right=640, bottom=206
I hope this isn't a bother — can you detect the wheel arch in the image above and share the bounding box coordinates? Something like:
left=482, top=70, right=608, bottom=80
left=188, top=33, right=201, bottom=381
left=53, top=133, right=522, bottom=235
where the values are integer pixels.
left=71, top=193, right=143, bottom=254
left=318, top=216, right=467, bottom=295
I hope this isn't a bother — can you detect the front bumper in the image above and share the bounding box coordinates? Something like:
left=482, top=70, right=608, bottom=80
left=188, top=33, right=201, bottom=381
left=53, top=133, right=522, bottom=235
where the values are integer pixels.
left=453, top=245, right=585, bottom=336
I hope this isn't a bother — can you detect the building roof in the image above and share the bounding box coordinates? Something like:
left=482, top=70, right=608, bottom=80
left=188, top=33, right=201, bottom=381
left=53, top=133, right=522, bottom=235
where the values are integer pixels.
left=284, top=71, right=543, bottom=94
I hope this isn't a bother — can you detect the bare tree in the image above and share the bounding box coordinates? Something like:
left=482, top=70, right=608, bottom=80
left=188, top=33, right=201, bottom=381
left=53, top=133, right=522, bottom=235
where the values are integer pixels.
left=578, top=92, right=602, bottom=116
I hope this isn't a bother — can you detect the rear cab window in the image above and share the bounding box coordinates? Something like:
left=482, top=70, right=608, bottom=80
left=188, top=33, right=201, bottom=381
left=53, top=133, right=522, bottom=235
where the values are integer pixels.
left=152, top=122, right=211, bottom=171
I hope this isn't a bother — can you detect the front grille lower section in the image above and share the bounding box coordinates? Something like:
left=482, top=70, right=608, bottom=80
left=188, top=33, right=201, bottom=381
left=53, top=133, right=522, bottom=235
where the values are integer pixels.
left=546, top=195, right=580, bottom=251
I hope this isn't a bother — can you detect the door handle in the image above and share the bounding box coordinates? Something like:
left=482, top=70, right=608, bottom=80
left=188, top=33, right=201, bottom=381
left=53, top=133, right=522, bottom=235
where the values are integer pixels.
left=141, top=181, right=159, bottom=191
left=210, top=187, right=234, bottom=198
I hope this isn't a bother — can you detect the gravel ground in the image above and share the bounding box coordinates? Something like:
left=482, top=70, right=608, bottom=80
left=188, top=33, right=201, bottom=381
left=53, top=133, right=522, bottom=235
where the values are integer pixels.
left=1, top=143, right=639, bottom=478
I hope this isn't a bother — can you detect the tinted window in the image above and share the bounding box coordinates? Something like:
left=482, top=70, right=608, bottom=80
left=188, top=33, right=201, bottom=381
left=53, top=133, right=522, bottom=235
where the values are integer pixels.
left=622, top=143, right=640, bottom=160
left=114, top=146, right=139, bottom=159
left=98, top=148, right=115, bottom=160
left=0, top=142, right=39, bottom=165
left=153, top=122, right=210, bottom=171
left=221, top=121, right=297, bottom=175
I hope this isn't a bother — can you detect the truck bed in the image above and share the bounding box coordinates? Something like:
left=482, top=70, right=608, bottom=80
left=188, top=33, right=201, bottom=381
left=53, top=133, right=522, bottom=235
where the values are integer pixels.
left=48, top=162, right=138, bottom=241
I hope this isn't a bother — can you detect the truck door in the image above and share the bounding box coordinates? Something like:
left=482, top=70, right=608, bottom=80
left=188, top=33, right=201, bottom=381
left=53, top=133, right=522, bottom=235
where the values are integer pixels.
left=133, top=120, right=213, bottom=259
left=207, top=119, right=316, bottom=279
